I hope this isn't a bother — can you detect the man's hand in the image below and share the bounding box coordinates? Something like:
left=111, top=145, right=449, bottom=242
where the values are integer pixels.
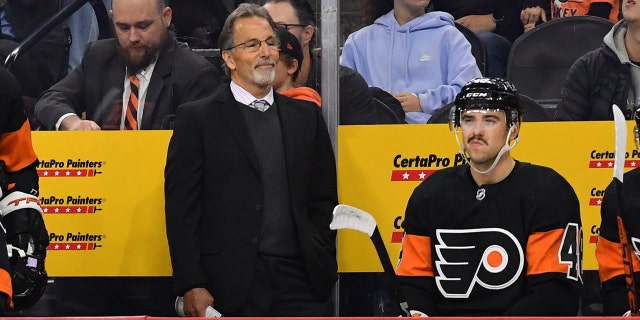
left=520, top=6, right=547, bottom=32
left=60, top=115, right=101, bottom=131
left=395, top=92, right=422, bottom=113
left=183, top=287, right=214, bottom=317
left=455, top=14, right=496, bottom=32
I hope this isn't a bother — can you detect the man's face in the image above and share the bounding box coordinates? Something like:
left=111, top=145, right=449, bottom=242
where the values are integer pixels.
left=263, top=2, right=308, bottom=48
left=624, top=0, right=640, bottom=23
left=273, top=57, right=292, bottom=89
left=222, top=16, right=279, bottom=92
left=395, top=0, right=432, bottom=12
left=111, top=0, right=172, bottom=73
left=460, top=109, right=517, bottom=167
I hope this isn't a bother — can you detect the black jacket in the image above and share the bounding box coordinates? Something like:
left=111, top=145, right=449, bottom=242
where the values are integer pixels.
left=164, top=85, right=338, bottom=313
left=35, top=35, right=221, bottom=130
left=431, top=0, right=524, bottom=42
left=555, top=44, right=631, bottom=120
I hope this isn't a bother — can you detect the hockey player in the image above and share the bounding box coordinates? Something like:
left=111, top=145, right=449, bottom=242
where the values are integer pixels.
left=0, top=66, right=49, bottom=313
left=596, top=106, right=640, bottom=316
left=395, top=77, right=582, bottom=316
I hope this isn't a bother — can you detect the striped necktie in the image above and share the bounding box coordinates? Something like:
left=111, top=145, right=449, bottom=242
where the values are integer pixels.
left=125, top=75, right=139, bottom=130
left=250, top=99, right=270, bottom=112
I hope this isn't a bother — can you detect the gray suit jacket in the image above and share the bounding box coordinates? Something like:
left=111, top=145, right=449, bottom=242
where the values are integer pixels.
left=164, top=85, right=338, bottom=313
left=35, top=35, right=220, bottom=130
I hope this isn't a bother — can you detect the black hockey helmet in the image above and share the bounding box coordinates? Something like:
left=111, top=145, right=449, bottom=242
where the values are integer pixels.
left=450, top=77, right=524, bottom=129
left=8, top=246, right=47, bottom=310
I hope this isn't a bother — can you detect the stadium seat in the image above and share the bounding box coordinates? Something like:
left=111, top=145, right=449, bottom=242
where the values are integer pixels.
left=455, top=22, right=488, bottom=76
left=506, top=16, right=614, bottom=110
left=426, top=93, right=551, bottom=124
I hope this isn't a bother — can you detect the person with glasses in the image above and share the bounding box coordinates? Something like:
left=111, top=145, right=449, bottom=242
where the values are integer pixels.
left=262, top=0, right=316, bottom=89
left=164, top=3, right=338, bottom=317
left=396, top=77, right=582, bottom=316
left=263, top=0, right=383, bottom=124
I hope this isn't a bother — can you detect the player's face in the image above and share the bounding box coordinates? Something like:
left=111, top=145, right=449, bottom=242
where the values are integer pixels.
left=460, top=109, right=513, bottom=167
left=111, top=0, right=171, bottom=74
left=222, top=16, right=279, bottom=93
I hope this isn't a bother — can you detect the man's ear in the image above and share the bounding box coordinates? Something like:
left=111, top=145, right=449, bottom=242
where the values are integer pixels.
left=222, top=50, right=236, bottom=71
left=162, top=7, right=173, bottom=27
left=510, top=122, right=521, bottom=140
left=288, top=59, right=299, bottom=76
left=300, top=25, right=314, bottom=47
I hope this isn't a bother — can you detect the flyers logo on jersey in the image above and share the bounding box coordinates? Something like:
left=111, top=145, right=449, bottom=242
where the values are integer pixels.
left=435, top=228, right=524, bottom=298
left=632, top=237, right=640, bottom=261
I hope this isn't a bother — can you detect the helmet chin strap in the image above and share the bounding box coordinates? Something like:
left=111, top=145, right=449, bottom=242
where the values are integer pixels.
left=454, top=125, right=519, bottom=175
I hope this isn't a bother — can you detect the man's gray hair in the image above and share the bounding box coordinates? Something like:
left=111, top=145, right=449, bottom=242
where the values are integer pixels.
left=218, top=3, right=278, bottom=77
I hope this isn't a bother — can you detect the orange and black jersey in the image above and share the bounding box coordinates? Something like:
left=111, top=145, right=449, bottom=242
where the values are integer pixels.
left=0, top=67, right=37, bottom=175
left=597, top=167, right=640, bottom=316
left=0, top=67, right=39, bottom=308
left=396, top=161, right=582, bottom=316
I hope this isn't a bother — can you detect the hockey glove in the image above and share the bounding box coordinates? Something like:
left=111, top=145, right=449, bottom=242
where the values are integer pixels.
left=1, top=193, right=49, bottom=262
left=0, top=191, right=49, bottom=310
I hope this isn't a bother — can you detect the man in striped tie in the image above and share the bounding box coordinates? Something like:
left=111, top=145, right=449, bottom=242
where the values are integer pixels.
left=34, top=0, right=221, bottom=131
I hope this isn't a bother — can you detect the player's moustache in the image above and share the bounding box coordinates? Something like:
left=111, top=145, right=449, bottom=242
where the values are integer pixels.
left=467, top=136, right=487, bottom=144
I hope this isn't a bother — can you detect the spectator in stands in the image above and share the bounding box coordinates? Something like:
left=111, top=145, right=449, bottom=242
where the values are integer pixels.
left=396, top=77, right=582, bottom=316
left=431, top=0, right=524, bottom=77
left=341, top=0, right=481, bottom=124
left=554, top=0, right=634, bottom=121
left=164, top=3, right=338, bottom=316
left=62, top=0, right=112, bottom=72
left=596, top=106, right=640, bottom=316
left=263, top=0, right=382, bottom=125
left=521, top=0, right=619, bottom=33
left=34, top=0, right=220, bottom=131
left=274, top=27, right=321, bottom=107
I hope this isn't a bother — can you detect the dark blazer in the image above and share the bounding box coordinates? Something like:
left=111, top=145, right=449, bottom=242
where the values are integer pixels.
left=34, top=35, right=220, bottom=130
left=164, top=85, right=338, bottom=314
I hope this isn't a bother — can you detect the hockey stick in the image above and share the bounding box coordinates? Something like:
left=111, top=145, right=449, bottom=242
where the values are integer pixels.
left=612, top=104, right=638, bottom=316
left=330, top=204, right=409, bottom=316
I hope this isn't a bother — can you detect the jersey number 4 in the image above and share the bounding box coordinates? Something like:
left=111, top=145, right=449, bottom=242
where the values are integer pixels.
left=559, top=223, right=582, bottom=282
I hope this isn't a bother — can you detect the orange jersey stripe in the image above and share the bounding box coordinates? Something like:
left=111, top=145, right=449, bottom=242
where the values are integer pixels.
left=526, top=229, right=569, bottom=275
left=596, top=236, right=640, bottom=282
left=396, top=234, right=434, bottom=277
left=0, top=120, right=37, bottom=172
left=0, top=268, right=12, bottom=309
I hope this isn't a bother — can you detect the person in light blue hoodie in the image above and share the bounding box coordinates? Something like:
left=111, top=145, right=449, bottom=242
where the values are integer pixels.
left=340, top=0, right=482, bottom=124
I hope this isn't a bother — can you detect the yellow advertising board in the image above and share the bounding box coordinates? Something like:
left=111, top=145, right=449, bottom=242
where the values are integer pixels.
left=33, top=131, right=172, bottom=276
left=31, top=122, right=632, bottom=276
left=337, top=121, right=636, bottom=273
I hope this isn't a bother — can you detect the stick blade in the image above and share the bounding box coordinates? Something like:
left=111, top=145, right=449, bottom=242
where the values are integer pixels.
left=613, top=104, right=627, bottom=183
left=330, top=204, right=377, bottom=237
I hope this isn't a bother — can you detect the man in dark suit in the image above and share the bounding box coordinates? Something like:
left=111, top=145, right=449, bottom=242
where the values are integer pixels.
left=34, top=0, right=220, bottom=130
left=164, top=3, right=338, bottom=317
